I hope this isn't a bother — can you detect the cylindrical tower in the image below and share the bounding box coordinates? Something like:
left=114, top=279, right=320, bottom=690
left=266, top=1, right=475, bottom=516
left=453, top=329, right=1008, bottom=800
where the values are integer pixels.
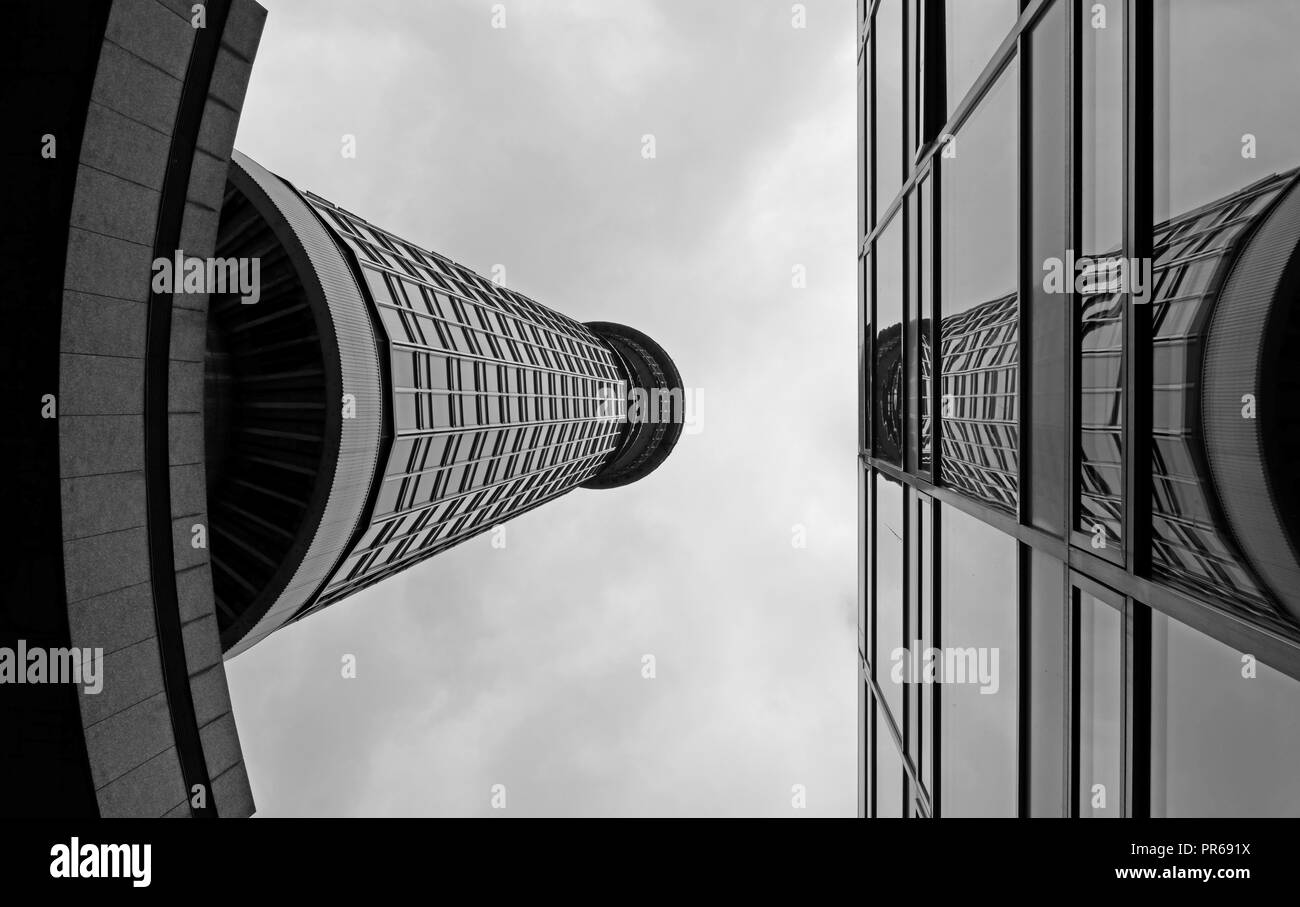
left=209, top=151, right=683, bottom=656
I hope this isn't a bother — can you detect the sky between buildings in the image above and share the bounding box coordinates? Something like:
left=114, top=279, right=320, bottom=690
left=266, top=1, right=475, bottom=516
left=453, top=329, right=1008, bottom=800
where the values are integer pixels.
left=224, top=0, right=857, bottom=817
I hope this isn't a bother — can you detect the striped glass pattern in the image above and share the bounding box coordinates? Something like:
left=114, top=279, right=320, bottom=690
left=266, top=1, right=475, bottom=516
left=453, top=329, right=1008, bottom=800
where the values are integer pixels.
left=299, top=193, right=628, bottom=612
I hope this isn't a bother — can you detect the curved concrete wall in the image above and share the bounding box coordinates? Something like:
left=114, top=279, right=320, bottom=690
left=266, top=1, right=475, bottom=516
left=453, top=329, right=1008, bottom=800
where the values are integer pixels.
left=57, top=0, right=265, bottom=817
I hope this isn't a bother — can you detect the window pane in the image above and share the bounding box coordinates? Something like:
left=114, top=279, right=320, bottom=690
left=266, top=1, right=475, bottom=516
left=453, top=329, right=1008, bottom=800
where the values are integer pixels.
left=1076, top=591, right=1122, bottom=817
left=861, top=252, right=872, bottom=454
left=1028, top=549, right=1067, bottom=816
left=1077, top=288, right=1124, bottom=547
left=859, top=678, right=870, bottom=818
left=939, top=60, right=1019, bottom=512
left=938, top=504, right=1018, bottom=816
left=1076, top=1, right=1125, bottom=551
left=918, top=175, right=933, bottom=471
left=858, top=467, right=869, bottom=657
left=874, top=213, right=904, bottom=465
left=907, top=181, right=931, bottom=474
left=908, top=491, right=934, bottom=794
left=875, top=471, right=905, bottom=724
left=1154, top=0, right=1300, bottom=222
left=1150, top=613, right=1300, bottom=816
left=875, top=697, right=905, bottom=818
left=1148, top=0, right=1300, bottom=614
left=875, top=0, right=904, bottom=222
left=859, top=61, right=869, bottom=239
left=1027, top=0, right=1069, bottom=536
left=1080, top=4, right=1124, bottom=256
left=944, top=0, right=1018, bottom=115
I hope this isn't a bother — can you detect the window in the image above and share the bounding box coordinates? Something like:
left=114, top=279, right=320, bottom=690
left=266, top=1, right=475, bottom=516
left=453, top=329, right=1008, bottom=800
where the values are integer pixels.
left=906, top=488, right=933, bottom=793
left=1027, top=0, right=1069, bottom=536
left=906, top=183, right=929, bottom=474
left=1076, top=1, right=1125, bottom=553
left=874, top=0, right=904, bottom=222
left=391, top=350, right=415, bottom=389
left=1150, top=613, right=1300, bottom=817
left=1076, top=289, right=1124, bottom=549
left=873, top=213, right=904, bottom=465
left=1075, top=589, right=1123, bottom=817
left=1028, top=549, right=1067, bottom=816
left=874, top=471, right=905, bottom=724
left=939, top=503, right=1017, bottom=816
left=1080, top=3, right=1123, bottom=257
left=939, top=60, right=1019, bottom=512
left=875, top=697, right=905, bottom=818
left=858, top=468, right=870, bottom=659
left=861, top=252, right=872, bottom=455
left=1154, top=0, right=1300, bottom=223
left=944, top=0, right=1018, bottom=115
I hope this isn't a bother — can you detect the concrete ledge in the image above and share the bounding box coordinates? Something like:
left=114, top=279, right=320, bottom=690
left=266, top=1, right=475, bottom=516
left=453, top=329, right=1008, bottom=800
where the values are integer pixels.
left=90, top=41, right=182, bottom=136
left=190, top=664, right=234, bottom=727
left=172, top=514, right=209, bottom=570
left=83, top=692, right=173, bottom=790
left=97, top=746, right=188, bottom=818
left=199, top=713, right=242, bottom=780
left=60, top=471, right=147, bottom=539
left=70, top=164, right=160, bottom=245
left=169, top=305, right=208, bottom=361
left=209, top=46, right=255, bottom=111
left=81, top=101, right=171, bottom=189
left=187, top=148, right=230, bottom=212
left=212, top=761, right=256, bottom=818
left=67, top=582, right=155, bottom=657
left=169, top=463, right=207, bottom=517
left=179, top=200, right=221, bottom=258
left=59, top=415, right=144, bottom=477
left=80, top=637, right=164, bottom=727
left=196, top=98, right=239, bottom=161
left=56, top=0, right=266, bottom=819
left=221, top=0, right=267, bottom=62
left=172, top=290, right=209, bottom=313
left=61, top=292, right=147, bottom=358
left=176, top=564, right=216, bottom=624
left=181, top=614, right=223, bottom=674
left=105, top=0, right=196, bottom=81
left=63, top=527, right=150, bottom=604
left=65, top=228, right=152, bottom=302
left=59, top=352, right=144, bottom=416
left=168, top=412, right=205, bottom=465
left=168, top=359, right=204, bottom=413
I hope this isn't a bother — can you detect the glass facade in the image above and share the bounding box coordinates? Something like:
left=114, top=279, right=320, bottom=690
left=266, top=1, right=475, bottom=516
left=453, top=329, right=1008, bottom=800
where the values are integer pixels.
left=860, top=0, right=1300, bottom=817
left=288, top=192, right=657, bottom=618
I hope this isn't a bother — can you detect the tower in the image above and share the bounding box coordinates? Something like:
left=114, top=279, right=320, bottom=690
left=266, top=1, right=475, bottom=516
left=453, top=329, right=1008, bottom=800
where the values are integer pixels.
left=4, top=0, right=687, bottom=818
left=209, top=152, right=684, bottom=656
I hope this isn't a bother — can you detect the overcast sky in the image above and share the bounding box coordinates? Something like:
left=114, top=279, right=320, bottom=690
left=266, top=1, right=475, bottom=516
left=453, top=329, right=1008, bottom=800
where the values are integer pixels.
left=224, top=0, right=857, bottom=817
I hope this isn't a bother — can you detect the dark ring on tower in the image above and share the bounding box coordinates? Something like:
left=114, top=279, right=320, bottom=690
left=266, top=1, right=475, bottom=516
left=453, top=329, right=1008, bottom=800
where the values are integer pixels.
left=1202, top=171, right=1300, bottom=625
left=582, top=322, right=685, bottom=489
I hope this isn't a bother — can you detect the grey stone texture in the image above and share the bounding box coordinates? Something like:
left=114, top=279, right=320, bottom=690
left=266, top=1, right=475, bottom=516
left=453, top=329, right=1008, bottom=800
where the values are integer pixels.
left=56, top=0, right=267, bottom=818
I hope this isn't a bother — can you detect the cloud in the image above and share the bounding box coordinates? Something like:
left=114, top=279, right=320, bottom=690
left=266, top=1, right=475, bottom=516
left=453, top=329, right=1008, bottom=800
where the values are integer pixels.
left=226, top=0, right=857, bottom=818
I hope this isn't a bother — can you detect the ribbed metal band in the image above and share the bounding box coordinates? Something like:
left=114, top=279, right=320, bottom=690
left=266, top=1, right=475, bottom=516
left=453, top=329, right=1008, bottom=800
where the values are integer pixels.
left=223, top=151, right=384, bottom=656
left=1202, top=174, right=1300, bottom=624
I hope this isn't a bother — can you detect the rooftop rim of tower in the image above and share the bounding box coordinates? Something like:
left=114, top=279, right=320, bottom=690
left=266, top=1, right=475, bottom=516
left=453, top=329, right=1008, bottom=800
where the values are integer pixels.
left=582, top=321, right=685, bottom=490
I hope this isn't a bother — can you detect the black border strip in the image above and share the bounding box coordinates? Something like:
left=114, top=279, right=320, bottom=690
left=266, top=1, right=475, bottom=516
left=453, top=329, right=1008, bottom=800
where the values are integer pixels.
left=144, top=0, right=232, bottom=818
